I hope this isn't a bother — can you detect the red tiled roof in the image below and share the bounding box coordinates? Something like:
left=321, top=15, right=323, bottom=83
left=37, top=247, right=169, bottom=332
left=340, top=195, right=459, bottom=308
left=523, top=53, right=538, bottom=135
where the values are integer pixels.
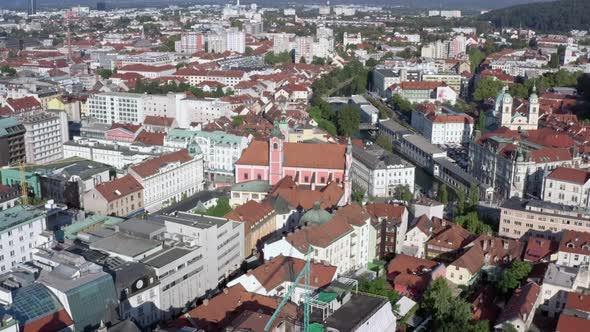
left=556, top=314, right=590, bottom=332
left=547, top=167, right=590, bottom=185
left=94, top=174, right=143, bottom=203
left=134, top=130, right=165, bottom=145
left=450, top=245, right=485, bottom=274
left=524, top=237, right=557, bottom=262
left=111, top=122, right=142, bottom=133
left=269, top=177, right=344, bottom=210
left=118, top=64, right=175, bottom=72
left=497, top=281, right=540, bottom=324
left=558, top=230, right=590, bottom=255
left=130, top=149, right=193, bottom=179
left=225, top=200, right=275, bottom=234
left=22, top=309, right=73, bottom=332
left=565, top=292, right=590, bottom=313
left=387, top=254, right=440, bottom=295
left=6, top=96, right=41, bottom=112
left=174, top=68, right=245, bottom=78
left=365, top=203, right=406, bottom=225
left=246, top=255, right=336, bottom=292
left=143, top=115, right=175, bottom=127
left=169, top=284, right=298, bottom=330
left=236, top=141, right=346, bottom=170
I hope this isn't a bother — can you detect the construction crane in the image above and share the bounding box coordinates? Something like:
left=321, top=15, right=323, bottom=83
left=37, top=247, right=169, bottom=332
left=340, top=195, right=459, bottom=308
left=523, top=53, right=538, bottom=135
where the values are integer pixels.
left=264, top=247, right=312, bottom=331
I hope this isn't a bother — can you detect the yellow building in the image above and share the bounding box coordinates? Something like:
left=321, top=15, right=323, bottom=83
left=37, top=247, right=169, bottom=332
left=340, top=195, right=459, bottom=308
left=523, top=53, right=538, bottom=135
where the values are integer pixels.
left=225, top=200, right=277, bottom=256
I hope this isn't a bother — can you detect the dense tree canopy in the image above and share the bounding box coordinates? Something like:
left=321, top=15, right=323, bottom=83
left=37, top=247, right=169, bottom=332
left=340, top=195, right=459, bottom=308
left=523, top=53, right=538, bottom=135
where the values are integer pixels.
left=337, top=105, right=360, bottom=137
left=473, top=77, right=505, bottom=102
left=496, top=260, right=533, bottom=294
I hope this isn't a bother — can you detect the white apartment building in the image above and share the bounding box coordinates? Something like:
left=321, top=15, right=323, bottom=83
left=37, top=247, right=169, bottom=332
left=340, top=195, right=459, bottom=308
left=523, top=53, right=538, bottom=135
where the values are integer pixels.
left=173, top=69, right=248, bottom=88
left=271, top=33, right=293, bottom=53
left=141, top=244, right=206, bottom=320
left=226, top=28, right=246, bottom=54
left=87, top=92, right=145, bottom=124
left=63, top=137, right=174, bottom=169
left=0, top=205, right=47, bottom=273
left=313, top=26, right=335, bottom=59
left=165, top=128, right=249, bottom=177
left=263, top=205, right=371, bottom=275
left=421, top=40, right=450, bottom=59
left=351, top=145, right=415, bottom=198
left=128, top=149, right=205, bottom=212
left=411, top=107, right=474, bottom=144
left=152, top=212, right=245, bottom=290
left=542, top=167, right=590, bottom=209
left=556, top=230, right=590, bottom=268
left=206, top=28, right=245, bottom=54
left=294, top=36, right=314, bottom=64
left=21, top=112, right=64, bottom=164
left=176, top=98, right=234, bottom=127
left=112, top=52, right=175, bottom=68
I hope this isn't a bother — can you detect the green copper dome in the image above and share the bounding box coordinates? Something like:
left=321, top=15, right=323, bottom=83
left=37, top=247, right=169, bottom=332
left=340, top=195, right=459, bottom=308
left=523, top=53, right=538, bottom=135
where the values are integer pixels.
left=299, top=201, right=333, bottom=226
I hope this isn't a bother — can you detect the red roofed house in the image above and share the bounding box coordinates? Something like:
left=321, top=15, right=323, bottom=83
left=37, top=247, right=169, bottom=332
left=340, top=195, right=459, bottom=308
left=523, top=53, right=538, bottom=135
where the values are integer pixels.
left=386, top=81, right=457, bottom=105
left=0, top=96, right=43, bottom=115
left=225, top=200, right=277, bottom=255
left=169, top=284, right=299, bottom=331
left=235, top=117, right=352, bottom=206
left=556, top=292, right=590, bottom=332
left=411, top=103, right=474, bottom=144
left=263, top=203, right=371, bottom=275
left=227, top=255, right=336, bottom=302
left=495, top=282, right=541, bottom=332
left=128, top=149, right=204, bottom=212
left=84, top=174, right=144, bottom=217
left=523, top=236, right=558, bottom=262
left=173, top=68, right=248, bottom=87
left=543, top=167, right=590, bottom=209
left=387, top=254, right=445, bottom=298
left=557, top=230, right=590, bottom=268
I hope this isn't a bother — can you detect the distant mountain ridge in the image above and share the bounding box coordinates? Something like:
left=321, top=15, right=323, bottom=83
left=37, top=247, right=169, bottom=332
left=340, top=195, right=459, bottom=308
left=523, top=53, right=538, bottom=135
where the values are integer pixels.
left=481, top=0, right=590, bottom=33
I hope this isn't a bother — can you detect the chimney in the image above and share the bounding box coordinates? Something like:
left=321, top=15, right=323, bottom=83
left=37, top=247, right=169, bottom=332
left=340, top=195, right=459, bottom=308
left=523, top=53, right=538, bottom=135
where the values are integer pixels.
left=223, top=288, right=229, bottom=294
left=483, top=240, right=488, bottom=251
left=503, top=241, right=509, bottom=250
left=203, top=299, right=209, bottom=306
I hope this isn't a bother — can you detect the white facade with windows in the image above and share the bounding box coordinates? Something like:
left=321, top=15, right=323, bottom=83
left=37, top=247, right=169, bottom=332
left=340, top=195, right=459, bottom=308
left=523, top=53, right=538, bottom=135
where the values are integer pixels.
left=165, top=128, right=250, bottom=176
left=0, top=206, right=47, bottom=273
left=22, top=112, right=65, bottom=164
left=128, top=151, right=205, bottom=212
left=87, top=92, right=145, bottom=124
left=351, top=146, right=415, bottom=198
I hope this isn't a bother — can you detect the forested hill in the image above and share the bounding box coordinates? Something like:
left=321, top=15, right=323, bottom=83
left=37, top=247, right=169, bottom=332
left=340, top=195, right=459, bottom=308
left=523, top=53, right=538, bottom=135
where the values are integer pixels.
left=481, top=0, right=590, bottom=33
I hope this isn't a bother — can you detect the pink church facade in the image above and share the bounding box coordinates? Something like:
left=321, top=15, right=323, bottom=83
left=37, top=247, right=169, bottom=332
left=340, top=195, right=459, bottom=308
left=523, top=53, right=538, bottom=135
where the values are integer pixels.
left=235, top=125, right=352, bottom=204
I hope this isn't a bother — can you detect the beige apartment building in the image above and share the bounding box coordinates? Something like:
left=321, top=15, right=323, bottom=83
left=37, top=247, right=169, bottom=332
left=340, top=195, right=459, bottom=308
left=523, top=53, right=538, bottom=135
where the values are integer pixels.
left=84, top=174, right=144, bottom=217
left=499, top=198, right=590, bottom=241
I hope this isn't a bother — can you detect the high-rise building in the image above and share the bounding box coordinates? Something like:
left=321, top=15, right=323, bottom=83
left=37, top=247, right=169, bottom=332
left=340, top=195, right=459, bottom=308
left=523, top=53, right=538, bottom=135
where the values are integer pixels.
left=225, top=28, right=245, bottom=54
left=28, top=0, right=36, bottom=15
left=0, top=117, right=26, bottom=167
left=175, top=31, right=205, bottom=54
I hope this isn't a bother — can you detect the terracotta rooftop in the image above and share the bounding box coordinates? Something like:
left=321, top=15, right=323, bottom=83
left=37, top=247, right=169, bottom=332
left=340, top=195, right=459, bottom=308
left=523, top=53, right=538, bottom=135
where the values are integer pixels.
left=169, top=284, right=298, bottom=331
left=94, top=174, right=143, bottom=203
left=236, top=140, right=347, bottom=170
left=22, top=309, right=74, bottom=332
left=269, top=177, right=344, bottom=210
left=558, top=230, right=590, bottom=256
left=565, top=291, right=590, bottom=313
left=130, top=149, right=193, bottom=179
left=246, top=255, right=336, bottom=292
left=496, top=281, right=540, bottom=325
left=524, top=237, right=557, bottom=262
left=365, top=203, right=406, bottom=226
left=143, top=115, right=175, bottom=127
left=225, top=200, right=275, bottom=234
left=134, top=130, right=165, bottom=146
left=6, top=96, right=41, bottom=112
left=547, top=167, right=590, bottom=185
left=556, top=314, right=590, bottom=332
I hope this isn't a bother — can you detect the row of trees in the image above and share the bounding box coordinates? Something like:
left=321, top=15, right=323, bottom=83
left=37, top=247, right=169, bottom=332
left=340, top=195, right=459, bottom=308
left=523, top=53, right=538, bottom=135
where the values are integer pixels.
left=131, top=79, right=233, bottom=98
